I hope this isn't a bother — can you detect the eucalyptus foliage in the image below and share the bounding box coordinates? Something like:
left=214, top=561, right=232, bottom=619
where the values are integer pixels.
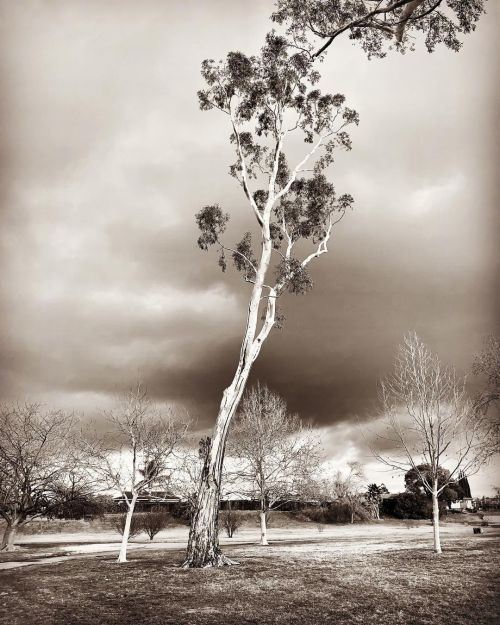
left=272, top=0, right=486, bottom=59
left=196, top=33, right=355, bottom=315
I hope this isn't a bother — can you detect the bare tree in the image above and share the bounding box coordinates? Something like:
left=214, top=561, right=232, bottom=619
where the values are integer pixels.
left=229, top=384, right=321, bottom=545
left=371, top=332, right=498, bottom=553
left=322, top=462, right=367, bottom=524
left=83, top=383, right=188, bottom=563
left=141, top=511, right=172, bottom=541
left=219, top=503, right=243, bottom=539
left=472, top=335, right=500, bottom=419
left=111, top=513, right=144, bottom=539
left=174, top=447, right=204, bottom=525
left=0, top=403, right=78, bottom=550
left=176, top=440, right=238, bottom=526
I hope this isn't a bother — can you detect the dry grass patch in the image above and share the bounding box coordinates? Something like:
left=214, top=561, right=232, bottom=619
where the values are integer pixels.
left=0, top=537, right=498, bottom=625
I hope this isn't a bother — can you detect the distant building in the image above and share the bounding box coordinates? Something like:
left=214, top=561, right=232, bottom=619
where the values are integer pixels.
left=450, top=498, right=474, bottom=511
left=449, top=472, right=474, bottom=511
left=113, top=490, right=181, bottom=511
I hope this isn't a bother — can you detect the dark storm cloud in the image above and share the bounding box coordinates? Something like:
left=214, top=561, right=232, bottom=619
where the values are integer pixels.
left=0, top=1, right=498, bottom=490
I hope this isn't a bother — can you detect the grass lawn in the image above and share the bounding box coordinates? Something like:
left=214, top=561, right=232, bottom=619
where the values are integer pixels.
left=0, top=536, right=498, bottom=625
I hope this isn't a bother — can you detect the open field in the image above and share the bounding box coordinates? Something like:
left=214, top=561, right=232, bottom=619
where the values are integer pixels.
left=1, top=514, right=496, bottom=565
left=0, top=521, right=499, bottom=625
left=0, top=514, right=498, bottom=566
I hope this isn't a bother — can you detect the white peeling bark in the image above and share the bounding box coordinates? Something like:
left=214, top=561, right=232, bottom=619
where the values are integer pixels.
left=184, top=127, right=331, bottom=567
left=259, top=511, right=269, bottom=546
left=0, top=519, right=19, bottom=552
left=395, top=1, right=426, bottom=42
left=117, top=493, right=138, bottom=563
left=432, top=480, right=442, bottom=554
left=184, top=201, right=276, bottom=567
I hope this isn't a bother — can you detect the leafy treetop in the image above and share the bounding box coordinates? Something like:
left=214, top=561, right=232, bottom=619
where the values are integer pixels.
left=196, top=34, right=356, bottom=323
left=271, top=0, right=486, bottom=59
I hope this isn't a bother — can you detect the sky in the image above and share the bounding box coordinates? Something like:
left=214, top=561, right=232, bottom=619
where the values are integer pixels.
left=0, top=1, right=498, bottom=494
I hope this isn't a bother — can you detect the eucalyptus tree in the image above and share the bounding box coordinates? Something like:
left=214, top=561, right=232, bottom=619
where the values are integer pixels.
left=372, top=332, right=497, bottom=553
left=271, top=0, right=486, bottom=59
left=186, top=0, right=486, bottom=568
left=185, top=33, right=357, bottom=567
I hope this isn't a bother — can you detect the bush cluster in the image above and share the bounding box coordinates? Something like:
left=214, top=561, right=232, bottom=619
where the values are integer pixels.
left=302, top=503, right=355, bottom=524
left=111, top=510, right=173, bottom=540
left=381, top=493, right=447, bottom=520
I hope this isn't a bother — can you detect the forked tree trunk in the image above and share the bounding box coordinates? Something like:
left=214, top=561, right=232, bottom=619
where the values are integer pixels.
left=117, top=494, right=138, bottom=563
left=0, top=520, right=19, bottom=551
left=260, top=510, right=269, bottom=546
left=432, top=481, right=442, bottom=554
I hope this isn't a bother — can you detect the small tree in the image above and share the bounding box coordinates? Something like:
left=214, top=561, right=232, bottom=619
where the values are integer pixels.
left=0, top=403, right=79, bottom=551
left=48, top=479, right=108, bottom=521
left=141, top=511, right=172, bottom=541
left=111, top=513, right=144, bottom=539
left=365, top=483, right=389, bottom=520
left=229, top=384, right=321, bottom=545
left=324, top=462, right=367, bottom=524
left=372, top=332, right=498, bottom=553
left=83, top=383, right=188, bottom=563
left=220, top=503, right=243, bottom=539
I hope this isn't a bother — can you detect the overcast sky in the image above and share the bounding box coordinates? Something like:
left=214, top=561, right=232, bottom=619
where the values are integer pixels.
left=0, top=1, right=498, bottom=493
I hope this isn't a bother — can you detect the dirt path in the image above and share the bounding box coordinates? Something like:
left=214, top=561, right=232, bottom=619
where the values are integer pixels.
left=2, top=521, right=496, bottom=571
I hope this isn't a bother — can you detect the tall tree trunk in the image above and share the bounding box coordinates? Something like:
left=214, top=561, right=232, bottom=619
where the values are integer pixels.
left=117, top=494, right=138, bottom=563
left=182, top=368, right=251, bottom=567
left=183, top=225, right=276, bottom=568
left=432, top=481, right=442, bottom=554
left=260, top=507, right=269, bottom=546
left=0, top=520, right=19, bottom=551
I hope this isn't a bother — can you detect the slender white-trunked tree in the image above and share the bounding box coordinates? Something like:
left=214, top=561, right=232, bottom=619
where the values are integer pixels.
left=229, top=384, right=321, bottom=546
left=184, top=34, right=357, bottom=567
left=372, top=332, right=497, bottom=554
left=84, top=383, right=188, bottom=563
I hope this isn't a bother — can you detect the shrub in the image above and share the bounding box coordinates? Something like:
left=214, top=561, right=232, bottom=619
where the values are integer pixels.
left=111, top=513, right=144, bottom=538
left=141, top=511, right=172, bottom=540
left=381, top=493, right=447, bottom=520
left=219, top=508, right=242, bottom=538
left=50, top=494, right=112, bottom=521
left=302, top=503, right=354, bottom=524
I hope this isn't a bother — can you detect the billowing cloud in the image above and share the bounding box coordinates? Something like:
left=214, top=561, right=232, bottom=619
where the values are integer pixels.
left=0, top=1, right=498, bottom=493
